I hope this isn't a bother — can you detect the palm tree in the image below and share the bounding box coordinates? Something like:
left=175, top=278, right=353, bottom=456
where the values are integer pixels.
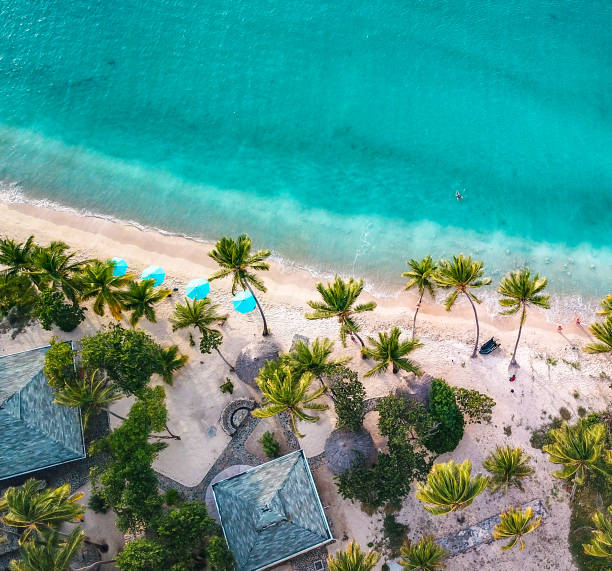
left=362, top=327, right=423, bottom=377
left=208, top=233, right=271, bottom=336
left=597, top=295, right=612, bottom=316
left=434, top=255, right=491, bottom=358
left=9, top=528, right=84, bottom=571
left=399, top=536, right=449, bottom=570
left=281, top=338, right=350, bottom=394
left=0, top=480, right=84, bottom=544
left=492, top=506, right=542, bottom=551
left=252, top=364, right=328, bottom=437
left=170, top=298, right=234, bottom=371
left=542, top=420, right=610, bottom=497
left=584, top=316, right=612, bottom=354
left=121, top=279, right=170, bottom=327
left=29, top=244, right=88, bottom=304
left=482, top=446, right=534, bottom=494
left=0, top=236, right=36, bottom=278
left=79, top=260, right=132, bottom=320
left=583, top=505, right=612, bottom=558
left=327, top=541, right=380, bottom=571
left=402, top=256, right=437, bottom=339
left=416, top=460, right=489, bottom=515
left=158, top=345, right=188, bottom=385
left=305, top=276, right=376, bottom=347
left=53, top=370, right=121, bottom=429
left=498, top=268, right=550, bottom=367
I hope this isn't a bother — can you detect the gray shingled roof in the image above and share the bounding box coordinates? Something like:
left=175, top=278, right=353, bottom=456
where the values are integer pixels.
left=212, top=450, right=333, bottom=571
left=0, top=346, right=86, bottom=480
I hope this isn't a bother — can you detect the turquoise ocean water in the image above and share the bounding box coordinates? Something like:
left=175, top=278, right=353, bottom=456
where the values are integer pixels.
left=0, top=1, right=610, bottom=306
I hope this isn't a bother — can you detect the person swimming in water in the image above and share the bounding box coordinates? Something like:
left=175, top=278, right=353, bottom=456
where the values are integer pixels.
left=456, top=191, right=463, bottom=200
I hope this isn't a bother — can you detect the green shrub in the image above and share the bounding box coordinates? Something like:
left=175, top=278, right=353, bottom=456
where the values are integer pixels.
left=0, top=274, right=38, bottom=331
left=577, top=406, right=587, bottom=417
left=453, top=387, right=495, bottom=424
left=327, top=365, right=366, bottom=433
left=383, top=514, right=409, bottom=556
left=43, top=337, right=78, bottom=389
left=207, top=535, right=235, bottom=571
left=259, top=431, right=281, bottom=458
left=116, top=539, right=167, bottom=570
left=559, top=407, right=572, bottom=421
left=424, top=379, right=464, bottom=453
left=164, top=488, right=182, bottom=506
left=503, top=425, right=512, bottom=436
left=220, top=378, right=234, bottom=394
left=529, top=417, right=562, bottom=449
left=88, top=492, right=108, bottom=513
left=35, top=290, right=85, bottom=332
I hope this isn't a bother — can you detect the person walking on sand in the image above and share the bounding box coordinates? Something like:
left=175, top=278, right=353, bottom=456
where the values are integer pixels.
left=576, top=317, right=582, bottom=327
left=557, top=325, right=563, bottom=332
left=509, top=374, right=516, bottom=382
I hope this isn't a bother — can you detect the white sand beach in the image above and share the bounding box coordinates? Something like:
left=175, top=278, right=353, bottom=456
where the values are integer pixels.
left=1, top=199, right=610, bottom=570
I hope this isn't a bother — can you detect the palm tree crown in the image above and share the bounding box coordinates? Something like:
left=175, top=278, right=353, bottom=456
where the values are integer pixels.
left=54, top=370, right=121, bottom=429
left=416, top=460, right=489, bottom=515
left=498, top=268, right=550, bottom=366
left=542, top=421, right=610, bottom=490
left=0, top=236, right=36, bottom=278
left=403, top=256, right=437, bottom=339
left=482, top=446, right=534, bottom=494
left=597, top=295, right=612, bottom=316
left=583, top=505, right=612, bottom=559
left=305, top=276, right=376, bottom=347
left=9, top=528, right=84, bottom=571
left=80, top=260, right=132, bottom=319
left=121, top=279, right=170, bottom=327
left=208, top=233, right=271, bottom=335
left=0, top=480, right=84, bottom=544
left=327, top=541, right=380, bottom=571
left=281, top=338, right=350, bottom=384
left=158, top=345, right=188, bottom=385
left=252, top=364, right=328, bottom=437
left=399, top=535, right=449, bottom=570
left=434, top=255, right=491, bottom=358
left=492, top=506, right=542, bottom=551
left=170, top=297, right=227, bottom=334
left=584, top=315, right=612, bottom=354
left=363, top=327, right=423, bottom=377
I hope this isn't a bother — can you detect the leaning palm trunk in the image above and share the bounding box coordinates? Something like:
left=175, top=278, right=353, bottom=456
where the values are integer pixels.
left=104, top=408, right=180, bottom=440
left=245, top=281, right=269, bottom=336
left=215, top=347, right=235, bottom=371
left=510, top=307, right=526, bottom=367
left=412, top=292, right=424, bottom=340
left=464, top=292, right=481, bottom=358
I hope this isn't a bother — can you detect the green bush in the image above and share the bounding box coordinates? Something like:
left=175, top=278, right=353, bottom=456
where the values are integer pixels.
left=259, top=431, right=281, bottom=458
left=43, top=337, right=78, bottom=389
left=116, top=539, right=167, bottom=571
left=424, top=379, right=464, bottom=453
left=327, top=364, right=366, bottom=433
left=453, top=387, right=496, bottom=424
left=220, top=378, right=234, bottom=394
left=383, top=514, right=409, bottom=556
left=207, top=535, right=235, bottom=571
left=88, top=492, right=108, bottom=514
left=559, top=407, right=572, bottom=421
left=0, top=274, right=38, bottom=331
left=529, top=416, right=563, bottom=449
left=35, top=290, right=85, bottom=332
left=164, top=488, right=182, bottom=506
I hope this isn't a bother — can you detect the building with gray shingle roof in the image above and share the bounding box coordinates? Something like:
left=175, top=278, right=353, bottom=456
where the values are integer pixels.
left=212, top=450, right=333, bottom=571
left=0, top=345, right=86, bottom=481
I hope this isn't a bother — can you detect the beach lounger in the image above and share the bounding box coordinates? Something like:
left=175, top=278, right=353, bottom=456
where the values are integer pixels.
left=479, top=337, right=500, bottom=355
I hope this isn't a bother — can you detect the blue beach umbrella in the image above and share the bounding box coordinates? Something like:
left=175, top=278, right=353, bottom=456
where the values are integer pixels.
left=186, top=278, right=210, bottom=300
left=232, top=290, right=256, bottom=314
left=110, top=257, right=128, bottom=277
left=141, top=265, right=166, bottom=286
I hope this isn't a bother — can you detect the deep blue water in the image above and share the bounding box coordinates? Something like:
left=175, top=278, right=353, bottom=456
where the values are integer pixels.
left=0, top=1, right=610, bottom=299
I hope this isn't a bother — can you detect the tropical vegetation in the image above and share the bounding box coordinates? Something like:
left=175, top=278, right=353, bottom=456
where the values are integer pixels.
left=423, top=379, right=465, bottom=454
left=327, top=541, right=380, bottom=571
left=362, top=327, right=422, bottom=377
left=583, top=506, right=612, bottom=559
left=482, top=446, right=534, bottom=494
left=399, top=535, right=449, bottom=570
left=402, top=255, right=437, bottom=339
left=584, top=315, right=612, bottom=354
left=121, top=278, right=170, bottom=326
left=492, top=506, right=542, bottom=551
left=8, top=528, right=85, bottom=571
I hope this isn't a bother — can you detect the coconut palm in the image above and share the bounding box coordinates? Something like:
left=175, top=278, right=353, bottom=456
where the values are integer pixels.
left=399, top=536, right=449, bottom=571
left=79, top=260, right=132, bottom=319
left=327, top=541, right=380, bottom=571
left=482, top=446, right=534, bottom=494
left=583, top=505, right=612, bottom=558
left=434, top=255, right=491, bottom=358
left=498, top=268, right=550, bottom=366
left=305, top=276, right=376, bottom=347
left=281, top=338, right=350, bottom=394
left=402, top=256, right=437, bottom=339
left=597, top=295, right=612, bottom=317
left=29, top=244, right=88, bottom=304
left=543, top=421, right=611, bottom=498
left=9, top=528, right=84, bottom=571
left=158, top=345, right=188, bottom=385
left=170, top=297, right=234, bottom=370
left=53, top=370, right=121, bottom=429
left=363, top=327, right=423, bottom=377
left=0, top=480, right=84, bottom=544
left=252, top=364, right=328, bottom=437
left=208, top=233, right=271, bottom=336
left=0, top=236, right=36, bottom=278
left=416, top=460, right=489, bottom=515
left=584, top=316, right=612, bottom=354
left=492, top=506, right=542, bottom=551
left=121, top=279, right=170, bottom=327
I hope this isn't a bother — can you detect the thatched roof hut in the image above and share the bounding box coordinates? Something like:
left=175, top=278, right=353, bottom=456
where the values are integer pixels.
left=395, top=373, right=433, bottom=407
left=324, top=429, right=376, bottom=475
left=235, top=340, right=282, bottom=387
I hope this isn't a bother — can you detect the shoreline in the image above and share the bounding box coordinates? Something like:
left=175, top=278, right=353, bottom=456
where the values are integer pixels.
left=0, top=198, right=603, bottom=347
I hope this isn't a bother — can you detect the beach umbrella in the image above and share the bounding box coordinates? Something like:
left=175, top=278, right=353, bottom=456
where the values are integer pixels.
left=232, top=290, right=256, bottom=314
left=110, top=257, right=128, bottom=277
left=186, top=278, right=210, bottom=300
left=141, top=265, right=165, bottom=286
